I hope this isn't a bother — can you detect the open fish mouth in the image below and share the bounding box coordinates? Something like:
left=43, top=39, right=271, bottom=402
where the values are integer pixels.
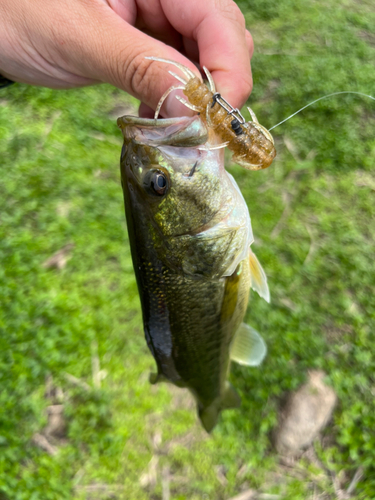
left=117, top=115, right=209, bottom=148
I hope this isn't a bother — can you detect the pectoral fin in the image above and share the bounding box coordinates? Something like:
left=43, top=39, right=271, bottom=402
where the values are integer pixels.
left=249, top=248, right=270, bottom=303
left=230, top=323, right=267, bottom=366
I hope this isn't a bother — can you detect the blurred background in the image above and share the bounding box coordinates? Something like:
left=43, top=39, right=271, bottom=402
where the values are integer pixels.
left=1, top=0, right=374, bottom=498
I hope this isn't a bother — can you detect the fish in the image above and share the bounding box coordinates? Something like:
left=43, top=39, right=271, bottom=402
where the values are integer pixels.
left=117, top=114, right=270, bottom=432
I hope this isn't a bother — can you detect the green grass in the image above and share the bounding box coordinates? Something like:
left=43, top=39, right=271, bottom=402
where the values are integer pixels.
left=1, top=0, right=375, bottom=498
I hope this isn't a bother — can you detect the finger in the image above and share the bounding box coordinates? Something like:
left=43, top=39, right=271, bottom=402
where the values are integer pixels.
left=182, top=37, right=199, bottom=64
left=107, top=0, right=184, bottom=53
left=133, top=0, right=183, bottom=50
left=246, top=29, right=254, bottom=59
left=138, top=102, right=155, bottom=118
left=102, top=0, right=137, bottom=24
left=162, top=0, right=253, bottom=109
left=42, top=1, right=200, bottom=116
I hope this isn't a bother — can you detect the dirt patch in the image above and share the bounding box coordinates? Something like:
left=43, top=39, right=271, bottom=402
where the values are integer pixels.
left=274, top=370, right=337, bottom=455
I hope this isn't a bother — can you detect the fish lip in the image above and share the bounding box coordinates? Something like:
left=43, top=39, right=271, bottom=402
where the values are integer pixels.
left=118, top=115, right=209, bottom=148
left=117, top=115, right=195, bottom=128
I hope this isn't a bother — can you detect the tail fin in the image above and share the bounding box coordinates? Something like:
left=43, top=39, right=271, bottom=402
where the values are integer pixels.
left=198, top=382, right=241, bottom=432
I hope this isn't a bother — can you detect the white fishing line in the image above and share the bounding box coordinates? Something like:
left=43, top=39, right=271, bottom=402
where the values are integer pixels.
left=268, top=91, right=375, bottom=131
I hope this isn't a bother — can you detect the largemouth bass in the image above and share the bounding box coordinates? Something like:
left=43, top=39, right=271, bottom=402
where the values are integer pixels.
left=118, top=114, right=270, bottom=432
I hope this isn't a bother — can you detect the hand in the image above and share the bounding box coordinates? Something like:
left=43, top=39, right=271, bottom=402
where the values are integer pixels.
left=0, top=0, right=253, bottom=118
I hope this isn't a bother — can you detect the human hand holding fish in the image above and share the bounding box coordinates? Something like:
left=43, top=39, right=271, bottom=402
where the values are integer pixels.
left=0, top=0, right=253, bottom=118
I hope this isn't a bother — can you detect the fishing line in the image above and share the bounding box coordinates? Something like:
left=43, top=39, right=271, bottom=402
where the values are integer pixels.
left=268, top=91, right=375, bottom=131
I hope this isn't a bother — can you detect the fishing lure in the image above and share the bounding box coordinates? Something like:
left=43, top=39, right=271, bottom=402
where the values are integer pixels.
left=146, top=57, right=276, bottom=171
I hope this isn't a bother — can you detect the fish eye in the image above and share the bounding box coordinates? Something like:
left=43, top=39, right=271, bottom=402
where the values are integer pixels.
left=150, top=171, right=168, bottom=196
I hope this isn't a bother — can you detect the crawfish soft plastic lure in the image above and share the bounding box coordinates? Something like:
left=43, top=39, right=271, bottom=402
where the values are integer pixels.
left=146, top=57, right=276, bottom=171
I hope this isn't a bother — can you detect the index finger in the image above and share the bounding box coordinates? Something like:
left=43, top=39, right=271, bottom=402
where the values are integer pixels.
left=162, top=0, right=253, bottom=110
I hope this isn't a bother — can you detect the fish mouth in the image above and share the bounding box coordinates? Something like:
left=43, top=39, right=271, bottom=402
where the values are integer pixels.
left=117, top=115, right=209, bottom=148
left=118, top=115, right=191, bottom=127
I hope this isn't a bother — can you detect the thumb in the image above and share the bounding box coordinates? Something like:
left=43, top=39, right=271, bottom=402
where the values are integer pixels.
left=52, top=1, right=200, bottom=117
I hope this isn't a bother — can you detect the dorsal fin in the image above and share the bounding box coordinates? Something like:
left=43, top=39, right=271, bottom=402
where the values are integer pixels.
left=249, top=248, right=270, bottom=303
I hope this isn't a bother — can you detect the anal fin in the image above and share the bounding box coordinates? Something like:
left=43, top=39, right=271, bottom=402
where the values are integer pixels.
left=199, top=383, right=241, bottom=433
left=199, top=403, right=220, bottom=433
left=222, top=381, right=241, bottom=409
left=230, top=323, right=267, bottom=366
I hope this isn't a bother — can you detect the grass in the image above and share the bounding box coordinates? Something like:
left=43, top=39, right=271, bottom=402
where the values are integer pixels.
left=1, top=0, right=375, bottom=498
